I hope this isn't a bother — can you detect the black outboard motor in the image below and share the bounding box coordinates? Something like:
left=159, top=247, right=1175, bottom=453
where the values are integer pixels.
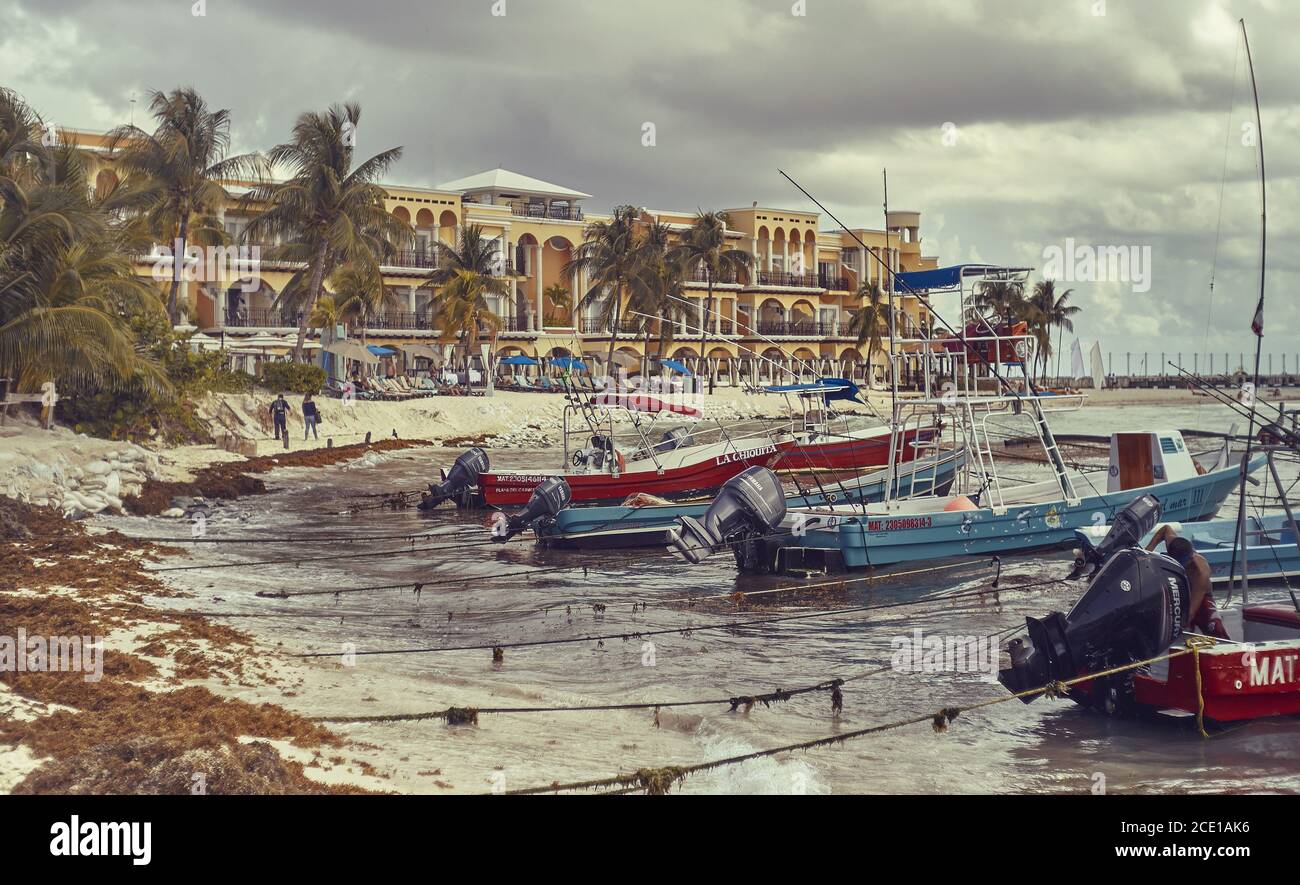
left=999, top=494, right=1188, bottom=714
left=492, top=477, right=572, bottom=543
left=670, top=467, right=786, bottom=565
left=420, top=447, right=489, bottom=509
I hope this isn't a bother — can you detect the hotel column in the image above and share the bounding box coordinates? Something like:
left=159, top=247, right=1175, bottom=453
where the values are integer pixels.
left=570, top=266, right=579, bottom=329
left=407, top=286, right=416, bottom=313
left=782, top=240, right=790, bottom=274
left=534, top=245, right=544, bottom=332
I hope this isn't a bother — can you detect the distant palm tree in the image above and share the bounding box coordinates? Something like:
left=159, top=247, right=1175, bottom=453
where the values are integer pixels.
left=565, top=205, right=642, bottom=373
left=669, top=211, right=752, bottom=392
left=848, top=281, right=887, bottom=384
left=1029, top=279, right=1079, bottom=382
left=107, top=88, right=263, bottom=324
left=970, top=280, right=1026, bottom=327
left=242, top=102, right=410, bottom=361
left=631, top=220, right=688, bottom=359
left=542, top=282, right=571, bottom=318
left=424, top=224, right=508, bottom=364
left=330, top=264, right=401, bottom=345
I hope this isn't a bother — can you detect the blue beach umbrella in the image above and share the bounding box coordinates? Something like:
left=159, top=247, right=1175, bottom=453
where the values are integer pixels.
left=657, top=358, right=693, bottom=376
left=500, top=354, right=540, bottom=366
left=549, top=356, right=587, bottom=372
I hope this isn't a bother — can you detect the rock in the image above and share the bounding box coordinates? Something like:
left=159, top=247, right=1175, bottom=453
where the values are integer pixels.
left=85, top=460, right=112, bottom=475
left=161, top=507, right=185, bottom=518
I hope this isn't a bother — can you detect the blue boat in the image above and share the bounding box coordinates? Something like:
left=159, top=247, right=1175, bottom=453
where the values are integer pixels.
left=742, top=431, right=1262, bottom=574
left=534, top=449, right=965, bottom=550
left=1076, top=512, right=1300, bottom=586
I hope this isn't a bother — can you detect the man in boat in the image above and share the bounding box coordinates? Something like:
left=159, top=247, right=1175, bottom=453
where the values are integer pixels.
left=1146, top=525, right=1229, bottom=639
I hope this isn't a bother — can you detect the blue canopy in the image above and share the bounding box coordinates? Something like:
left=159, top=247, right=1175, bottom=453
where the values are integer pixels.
left=499, top=354, right=539, bottom=366
left=367, top=345, right=397, bottom=356
left=894, top=264, right=1032, bottom=294
left=658, top=358, right=693, bottom=376
left=764, top=377, right=862, bottom=404
left=549, top=356, right=587, bottom=372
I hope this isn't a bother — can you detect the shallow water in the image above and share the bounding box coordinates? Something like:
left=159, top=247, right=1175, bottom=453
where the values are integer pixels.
left=109, top=400, right=1300, bottom=794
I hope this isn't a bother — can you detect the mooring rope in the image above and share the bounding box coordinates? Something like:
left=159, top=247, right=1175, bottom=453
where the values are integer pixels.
left=290, top=575, right=1066, bottom=660
left=498, top=642, right=1221, bottom=795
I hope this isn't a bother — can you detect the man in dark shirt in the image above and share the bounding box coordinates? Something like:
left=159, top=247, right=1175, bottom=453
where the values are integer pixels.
left=302, top=393, right=320, bottom=440
left=270, top=393, right=292, bottom=441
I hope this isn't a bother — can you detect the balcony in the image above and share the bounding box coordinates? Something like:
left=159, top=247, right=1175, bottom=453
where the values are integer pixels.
left=751, top=270, right=822, bottom=289
left=580, top=318, right=644, bottom=335
left=509, top=201, right=583, bottom=222
left=818, top=273, right=852, bottom=291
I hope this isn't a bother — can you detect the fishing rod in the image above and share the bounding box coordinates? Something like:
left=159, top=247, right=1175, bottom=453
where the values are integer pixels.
left=1172, top=364, right=1299, bottom=449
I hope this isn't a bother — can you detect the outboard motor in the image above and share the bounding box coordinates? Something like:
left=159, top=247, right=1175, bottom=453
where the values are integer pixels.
left=420, top=447, right=489, bottom=509
left=492, top=477, right=572, bottom=543
left=654, top=427, right=690, bottom=454
left=999, top=494, right=1188, bottom=714
left=670, top=467, right=786, bottom=565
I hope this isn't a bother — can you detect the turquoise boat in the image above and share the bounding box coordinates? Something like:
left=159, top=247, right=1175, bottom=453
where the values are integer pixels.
left=742, top=432, right=1261, bottom=574
left=534, top=449, right=965, bottom=550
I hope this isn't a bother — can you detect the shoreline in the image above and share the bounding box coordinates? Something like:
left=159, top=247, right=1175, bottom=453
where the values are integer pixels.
left=1, top=384, right=1290, bottom=794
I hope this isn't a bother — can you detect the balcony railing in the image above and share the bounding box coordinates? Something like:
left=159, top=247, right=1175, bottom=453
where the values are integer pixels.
left=509, top=201, right=584, bottom=222
left=225, top=308, right=298, bottom=328
left=686, top=267, right=738, bottom=285
left=498, top=316, right=532, bottom=333
left=362, top=312, right=428, bottom=331
left=752, top=270, right=822, bottom=288
left=818, top=274, right=852, bottom=291
left=756, top=320, right=838, bottom=337
left=383, top=249, right=440, bottom=270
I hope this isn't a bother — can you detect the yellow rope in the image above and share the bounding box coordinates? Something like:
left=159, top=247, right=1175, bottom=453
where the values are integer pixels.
left=1185, top=635, right=1217, bottom=739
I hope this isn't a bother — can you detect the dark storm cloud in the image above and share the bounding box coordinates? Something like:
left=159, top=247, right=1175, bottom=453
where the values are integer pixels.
left=2, top=0, right=1296, bottom=358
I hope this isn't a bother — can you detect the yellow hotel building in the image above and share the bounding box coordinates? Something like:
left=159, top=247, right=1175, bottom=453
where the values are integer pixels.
left=73, top=129, right=938, bottom=383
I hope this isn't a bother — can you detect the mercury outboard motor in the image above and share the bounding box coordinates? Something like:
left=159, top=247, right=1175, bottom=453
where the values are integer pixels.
left=670, top=467, right=786, bottom=565
left=420, top=447, right=489, bottom=509
left=492, top=477, right=572, bottom=543
left=999, top=494, right=1188, bottom=714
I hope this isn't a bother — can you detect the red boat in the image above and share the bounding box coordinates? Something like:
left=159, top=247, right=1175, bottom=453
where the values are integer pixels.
left=1126, top=605, right=1300, bottom=722
left=1001, top=495, right=1300, bottom=725
left=422, top=388, right=936, bottom=509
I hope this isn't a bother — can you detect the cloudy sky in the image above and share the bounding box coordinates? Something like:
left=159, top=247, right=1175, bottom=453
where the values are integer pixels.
left=3, top=0, right=1296, bottom=371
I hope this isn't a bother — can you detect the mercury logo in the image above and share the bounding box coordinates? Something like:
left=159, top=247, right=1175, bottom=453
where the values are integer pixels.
left=49, top=816, right=151, bottom=865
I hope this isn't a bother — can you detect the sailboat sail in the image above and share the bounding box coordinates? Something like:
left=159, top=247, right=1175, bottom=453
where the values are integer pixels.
left=1070, top=339, right=1085, bottom=379
left=1089, top=342, right=1105, bottom=391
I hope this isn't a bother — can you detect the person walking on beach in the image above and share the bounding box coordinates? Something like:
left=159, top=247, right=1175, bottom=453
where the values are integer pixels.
left=270, top=393, right=292, bottom=441
left=302, top=393, right=321, bottom=441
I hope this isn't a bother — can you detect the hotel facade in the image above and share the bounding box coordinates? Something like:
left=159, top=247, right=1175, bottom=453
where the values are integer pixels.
left=75, top=130, right=939, bottom=383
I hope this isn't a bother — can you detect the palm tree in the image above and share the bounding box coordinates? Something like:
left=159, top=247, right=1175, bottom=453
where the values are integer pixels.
left=242, top=102, right=410, bottom=361
left=427, top=270, right=503, bottom=367
left=669, top=211, right=753, bottom=392
left=1029, top=279, right=1079, bottom=382
left=1, top=91, right=166, bottom=395
left=565, top=205, right=642, bottom=373
left=848, top=280, right=887, bottom=385
left=330, top=263, right=401, bottom=345
left=107, top=88, right=262, bottom=324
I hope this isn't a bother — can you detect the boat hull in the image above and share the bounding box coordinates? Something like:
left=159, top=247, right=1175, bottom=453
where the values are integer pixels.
left=759, top=459, right=1253, bottom=573
left=535, top=451, right=964, bottom=549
